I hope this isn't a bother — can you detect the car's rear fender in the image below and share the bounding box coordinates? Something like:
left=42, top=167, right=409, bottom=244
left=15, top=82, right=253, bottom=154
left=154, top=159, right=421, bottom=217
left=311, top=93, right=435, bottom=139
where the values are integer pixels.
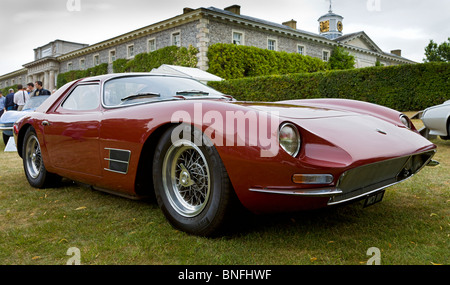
left=15, top=121, right=34, bottom=158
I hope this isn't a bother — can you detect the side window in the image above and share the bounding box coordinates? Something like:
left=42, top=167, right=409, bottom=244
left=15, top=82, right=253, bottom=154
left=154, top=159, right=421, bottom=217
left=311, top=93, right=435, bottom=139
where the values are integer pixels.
left=62, top=84, right=100, bottom=111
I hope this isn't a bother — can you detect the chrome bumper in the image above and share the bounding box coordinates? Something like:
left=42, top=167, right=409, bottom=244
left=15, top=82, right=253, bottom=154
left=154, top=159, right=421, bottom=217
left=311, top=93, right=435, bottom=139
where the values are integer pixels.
left=250, top=150, right=436, bottom=206
left=0, top=124, right=13, bottom=131
left=249, top=187, right=342, bottom=197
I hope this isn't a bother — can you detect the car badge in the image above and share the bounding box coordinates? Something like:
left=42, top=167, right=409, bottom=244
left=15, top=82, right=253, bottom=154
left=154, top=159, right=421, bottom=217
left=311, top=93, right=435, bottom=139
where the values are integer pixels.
left=376, top=128, right=387, bottom=135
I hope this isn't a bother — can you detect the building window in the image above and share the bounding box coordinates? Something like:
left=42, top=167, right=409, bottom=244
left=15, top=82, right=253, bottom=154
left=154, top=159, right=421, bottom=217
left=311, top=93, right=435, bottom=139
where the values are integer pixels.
left=148, top=38, right=156, bottom=52
left=127, top=44, right=135, bottom=59
left=232, top=31, right=244, bottom=45
left=172, top=32, right=181, bottom=47
left=268, top=39, right=277, bottom=51
left=109, top=50, right=116, bottom=63
left=67, top=62, right=73, bottom=71
left=79, top=58, right=85, bottom=70
left=93, top=54, right=100, bottom=66
left=322, top=50, right=330, bottom=61
left=297, top=45, right=305, bottom=55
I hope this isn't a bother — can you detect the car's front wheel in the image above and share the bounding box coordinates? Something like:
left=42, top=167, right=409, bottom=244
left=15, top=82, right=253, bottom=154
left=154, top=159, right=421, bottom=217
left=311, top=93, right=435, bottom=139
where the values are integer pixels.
left=153, top=125, right=235, bottom=236
left=22, top=127, right=60, bottom=188
left=440, top=120, right=450, bottom=140
left=2, top=133, right=8, bottom=145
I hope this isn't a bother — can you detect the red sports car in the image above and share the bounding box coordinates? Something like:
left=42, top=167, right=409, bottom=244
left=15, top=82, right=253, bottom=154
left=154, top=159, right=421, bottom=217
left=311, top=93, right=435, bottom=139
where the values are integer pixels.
left=13, top=73, right=437, bottom=236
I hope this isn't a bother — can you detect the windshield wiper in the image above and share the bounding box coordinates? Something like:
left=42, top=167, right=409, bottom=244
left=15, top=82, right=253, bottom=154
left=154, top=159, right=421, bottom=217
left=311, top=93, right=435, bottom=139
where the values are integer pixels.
left=176, top=90, right=209, bottom=96
left=121, top=92, right=160, bottom=101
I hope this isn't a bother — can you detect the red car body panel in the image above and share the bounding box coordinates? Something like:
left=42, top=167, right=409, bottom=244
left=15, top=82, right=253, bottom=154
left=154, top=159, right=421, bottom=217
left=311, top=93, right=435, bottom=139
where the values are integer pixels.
left=14, top=74, right=436, bottom=214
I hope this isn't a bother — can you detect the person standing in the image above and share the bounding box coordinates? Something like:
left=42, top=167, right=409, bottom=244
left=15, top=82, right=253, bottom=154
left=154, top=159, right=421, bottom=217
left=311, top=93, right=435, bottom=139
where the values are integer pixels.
left=34, top=81, right=51, bottom=96
left=5, top=88, right=16, bottom=111
left=27, top=82, right=36, bottom=97
left=14, top=84, right=30, bottom=111
left=0, top=91, right=5, bottom=117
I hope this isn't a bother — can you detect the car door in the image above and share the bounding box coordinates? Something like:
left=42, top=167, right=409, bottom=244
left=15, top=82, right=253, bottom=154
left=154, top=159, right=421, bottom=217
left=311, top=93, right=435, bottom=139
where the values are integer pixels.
left=42, top=83, right=103, bottom=177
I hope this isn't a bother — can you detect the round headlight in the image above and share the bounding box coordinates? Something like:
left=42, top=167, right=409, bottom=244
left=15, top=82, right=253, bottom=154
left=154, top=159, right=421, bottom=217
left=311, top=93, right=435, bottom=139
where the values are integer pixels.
left=400, top=114, right=411, bottom=129
left=279, top=123, right=301, bottom=157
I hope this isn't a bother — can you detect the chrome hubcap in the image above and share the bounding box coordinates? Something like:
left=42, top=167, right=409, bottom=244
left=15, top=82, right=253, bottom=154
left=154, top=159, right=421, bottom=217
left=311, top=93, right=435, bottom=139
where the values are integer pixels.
left=179, top=164, right=194, bottom=187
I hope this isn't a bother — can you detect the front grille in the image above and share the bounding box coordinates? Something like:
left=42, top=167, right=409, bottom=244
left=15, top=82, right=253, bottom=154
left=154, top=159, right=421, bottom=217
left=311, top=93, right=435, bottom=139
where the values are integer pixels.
left=328, top=151, right=435, bottom=205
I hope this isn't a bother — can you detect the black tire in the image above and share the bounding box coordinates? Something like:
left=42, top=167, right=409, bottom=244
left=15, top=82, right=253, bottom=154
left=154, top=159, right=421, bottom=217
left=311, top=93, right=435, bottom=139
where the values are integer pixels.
left=2, top=132, right=9, bottom=145
left=439, top=120, right=450, bottom=140
left=153, top=124, right=234, bottom=236
left=22, top=127, right=61, bottom=188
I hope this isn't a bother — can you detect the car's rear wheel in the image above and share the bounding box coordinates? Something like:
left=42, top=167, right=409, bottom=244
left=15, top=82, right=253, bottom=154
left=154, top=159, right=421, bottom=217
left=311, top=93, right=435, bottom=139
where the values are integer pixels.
left=153, top=124, right=235, bottom=236
left=22, top=127, right=60, bottom=188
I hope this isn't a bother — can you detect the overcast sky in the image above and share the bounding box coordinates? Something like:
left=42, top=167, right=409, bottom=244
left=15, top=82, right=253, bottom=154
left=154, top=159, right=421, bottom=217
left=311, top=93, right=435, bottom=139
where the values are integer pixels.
left=0, top=0, right=449, bottom=75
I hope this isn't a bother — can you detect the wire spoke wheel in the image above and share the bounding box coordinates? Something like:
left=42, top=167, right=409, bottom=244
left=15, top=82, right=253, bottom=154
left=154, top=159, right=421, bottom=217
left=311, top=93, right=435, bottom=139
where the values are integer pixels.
left=154, top=125, right=236, bottom=236
left=24, top=133, right=43, bottom=179
left=22, top=127, right=61, bottom=189
left=162, top=140, right=211, bottom=217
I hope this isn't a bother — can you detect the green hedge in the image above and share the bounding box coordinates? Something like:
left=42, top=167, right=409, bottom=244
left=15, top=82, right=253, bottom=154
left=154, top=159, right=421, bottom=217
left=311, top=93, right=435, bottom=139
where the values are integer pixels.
left=57, top=63, right=108, bottom=88
left=208, top=62, right=450, bottom=111
left=113, top=45, right=198, bottom=73
left=1, top=84, right=19, bottom=97
left=207, top=43, right=328, bottom=80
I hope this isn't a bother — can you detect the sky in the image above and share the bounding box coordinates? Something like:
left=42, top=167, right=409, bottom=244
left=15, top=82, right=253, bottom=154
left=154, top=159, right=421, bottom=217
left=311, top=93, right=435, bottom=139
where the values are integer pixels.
left=0, top=0, right=449, bottom=75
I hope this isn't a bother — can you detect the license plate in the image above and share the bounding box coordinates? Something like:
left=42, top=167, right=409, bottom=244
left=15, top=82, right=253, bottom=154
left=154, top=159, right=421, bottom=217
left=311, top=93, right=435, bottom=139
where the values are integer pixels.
left=363, top=190, right=385, bottom=208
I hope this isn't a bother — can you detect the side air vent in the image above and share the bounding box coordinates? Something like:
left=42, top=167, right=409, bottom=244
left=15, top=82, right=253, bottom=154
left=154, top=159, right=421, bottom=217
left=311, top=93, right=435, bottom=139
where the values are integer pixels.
left=104, top=148, right=131, bottom=174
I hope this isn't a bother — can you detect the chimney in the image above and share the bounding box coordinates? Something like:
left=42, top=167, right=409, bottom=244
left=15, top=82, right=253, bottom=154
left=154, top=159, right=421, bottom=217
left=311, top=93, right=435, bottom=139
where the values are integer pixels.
left=183, top=7, right=194, bottom=14
left=282, top=19, right=297, bottom=30
left=391, top=49, right=402, bottom=57
left=224, top=5, right=241, bottom=15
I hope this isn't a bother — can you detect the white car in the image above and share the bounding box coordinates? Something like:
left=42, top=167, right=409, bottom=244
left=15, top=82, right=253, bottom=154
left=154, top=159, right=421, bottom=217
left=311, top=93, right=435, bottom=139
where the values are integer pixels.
left=421, top=100, right=450, bottom=140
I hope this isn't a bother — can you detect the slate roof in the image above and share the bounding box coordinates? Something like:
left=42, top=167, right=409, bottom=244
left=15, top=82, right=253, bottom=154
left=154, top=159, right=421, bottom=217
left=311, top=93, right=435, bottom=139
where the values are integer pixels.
left=204, top=6, right=416, bottom=63
left=204, top=6, right=324, bottom=40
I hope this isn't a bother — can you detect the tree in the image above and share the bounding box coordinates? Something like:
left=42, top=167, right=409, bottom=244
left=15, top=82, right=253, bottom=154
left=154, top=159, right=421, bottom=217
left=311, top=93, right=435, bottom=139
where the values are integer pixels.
left=424, top=38, right=450, bottom=62
left=328, top=46, right=355, bottom=70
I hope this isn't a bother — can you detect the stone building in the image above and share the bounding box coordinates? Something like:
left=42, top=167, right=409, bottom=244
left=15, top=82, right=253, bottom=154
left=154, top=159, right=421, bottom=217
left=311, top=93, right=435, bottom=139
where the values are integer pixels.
left=0, top=4, right=415, bottom=91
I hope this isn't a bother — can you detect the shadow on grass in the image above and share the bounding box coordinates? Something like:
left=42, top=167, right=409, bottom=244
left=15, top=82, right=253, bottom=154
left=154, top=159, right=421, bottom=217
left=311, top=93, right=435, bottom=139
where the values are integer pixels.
left=218, top=200, right=374, bottom=239
left=53, top=175, right=424, bottom=241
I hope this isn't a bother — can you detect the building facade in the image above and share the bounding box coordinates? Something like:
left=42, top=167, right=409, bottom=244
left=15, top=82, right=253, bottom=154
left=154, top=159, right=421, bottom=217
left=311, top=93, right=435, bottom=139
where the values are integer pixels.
left=0, top=5, right=415, bottom=91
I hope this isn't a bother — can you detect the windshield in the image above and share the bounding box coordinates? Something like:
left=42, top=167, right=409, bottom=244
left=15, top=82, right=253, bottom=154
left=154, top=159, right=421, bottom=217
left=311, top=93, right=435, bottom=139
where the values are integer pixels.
left=103, top=75, right=225, bottom=107
left=23, top=95, right=50, bottom=110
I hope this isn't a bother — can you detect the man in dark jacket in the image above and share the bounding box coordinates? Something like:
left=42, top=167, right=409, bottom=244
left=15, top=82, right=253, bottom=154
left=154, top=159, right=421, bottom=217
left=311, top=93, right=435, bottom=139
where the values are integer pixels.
left=5, top=88, right=16, bottom=110
left=34, top=81, right=51, bottom=96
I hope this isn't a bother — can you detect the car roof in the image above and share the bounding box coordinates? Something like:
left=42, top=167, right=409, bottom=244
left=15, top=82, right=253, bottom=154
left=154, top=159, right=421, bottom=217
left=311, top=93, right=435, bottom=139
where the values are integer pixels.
left=77, top=72, right=193, bottom=84
left=35, top=73, right=210, bottom=113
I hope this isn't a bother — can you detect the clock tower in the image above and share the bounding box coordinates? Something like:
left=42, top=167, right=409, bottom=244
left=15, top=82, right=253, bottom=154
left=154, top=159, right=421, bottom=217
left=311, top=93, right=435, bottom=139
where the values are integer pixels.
left=318, top=1, right=344, bottom=40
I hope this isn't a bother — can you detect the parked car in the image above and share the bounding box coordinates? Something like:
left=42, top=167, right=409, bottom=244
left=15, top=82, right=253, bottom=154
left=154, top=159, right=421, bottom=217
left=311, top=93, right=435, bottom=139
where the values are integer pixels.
left=421, top=100, right=450, bottom=140
left=0, top=95, right=50, bottom=144
left=13, top=73, right=437, bottom=236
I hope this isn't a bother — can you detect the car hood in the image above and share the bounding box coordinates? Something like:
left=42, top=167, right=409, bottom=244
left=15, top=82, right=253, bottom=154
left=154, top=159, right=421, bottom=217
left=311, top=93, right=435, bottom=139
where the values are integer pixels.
left=424, top=101, right=450, bottom=112
left=0, top=109, right=33, bottom=124
left=235, top=102, right=353, bottom=119
left=234, top=101, right=434, bottom=164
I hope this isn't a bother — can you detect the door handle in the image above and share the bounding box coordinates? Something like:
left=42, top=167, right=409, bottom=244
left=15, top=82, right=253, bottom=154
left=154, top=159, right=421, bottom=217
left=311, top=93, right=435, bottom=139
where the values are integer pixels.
left=42, top=120, right=51, bottom=126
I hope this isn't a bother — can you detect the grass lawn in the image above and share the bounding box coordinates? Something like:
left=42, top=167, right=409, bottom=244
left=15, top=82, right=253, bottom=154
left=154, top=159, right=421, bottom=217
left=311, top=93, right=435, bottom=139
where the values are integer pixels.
left=0, top=113, right=448, bottom=265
